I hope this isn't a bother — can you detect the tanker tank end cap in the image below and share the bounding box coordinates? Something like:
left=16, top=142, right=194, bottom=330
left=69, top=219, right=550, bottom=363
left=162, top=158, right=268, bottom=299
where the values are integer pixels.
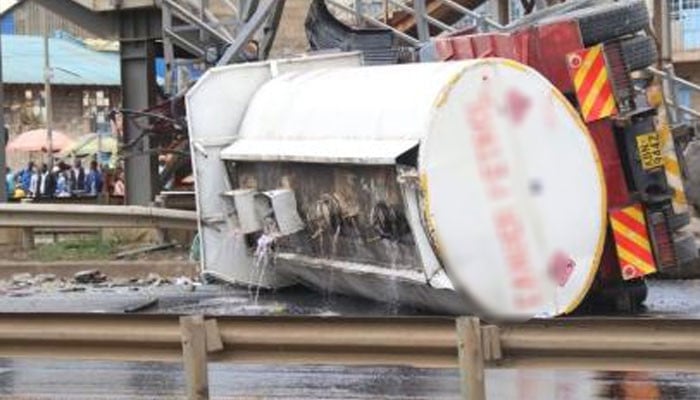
left=420, top=60, right=604, bottom=320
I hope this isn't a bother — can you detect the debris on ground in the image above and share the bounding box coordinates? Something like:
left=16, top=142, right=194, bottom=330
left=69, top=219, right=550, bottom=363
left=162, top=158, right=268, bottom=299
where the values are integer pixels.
left=73, top=269, right=108, bottom=284
left=0, top=271, right=201, bottom=294
left=123, top=297, right=159, bottom=313
left=113, top=243, right=178, bottom=260
left=12, top=272, right=32, bottom=283
left=34, top=273, right=57, bottom=284
left=144, top=272, right=163, bottom=285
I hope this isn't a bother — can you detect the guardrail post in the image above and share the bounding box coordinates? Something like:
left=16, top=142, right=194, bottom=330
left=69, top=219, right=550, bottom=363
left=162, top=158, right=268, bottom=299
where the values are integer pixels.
left=456, top=317, right=486, bottom=400
left=180, top=315, right=210, bottom=400
left=21, top=228, right=34, bottom=250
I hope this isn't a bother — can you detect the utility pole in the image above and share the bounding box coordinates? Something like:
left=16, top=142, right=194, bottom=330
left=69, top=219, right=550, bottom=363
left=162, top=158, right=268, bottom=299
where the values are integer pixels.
left=43, top=17, right=54, bottom=170
left=0, top=32, right=6, bottom=202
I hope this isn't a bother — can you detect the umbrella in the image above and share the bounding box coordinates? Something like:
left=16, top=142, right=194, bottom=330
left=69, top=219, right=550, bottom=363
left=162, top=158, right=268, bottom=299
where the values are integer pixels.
left=6, top=128, right=74, bottom=152
left=60, top=133, right=119, bottom=158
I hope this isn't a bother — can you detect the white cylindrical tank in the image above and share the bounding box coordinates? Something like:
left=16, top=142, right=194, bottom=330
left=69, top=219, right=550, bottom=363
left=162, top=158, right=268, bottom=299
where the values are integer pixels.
left=231, top=59, right=606, bottom=318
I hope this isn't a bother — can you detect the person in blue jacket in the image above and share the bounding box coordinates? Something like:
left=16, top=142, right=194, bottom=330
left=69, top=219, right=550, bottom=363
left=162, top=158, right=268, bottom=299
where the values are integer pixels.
left=19, top=161, right=34, bottom=191
left=84, top=160, right=103, bottom=196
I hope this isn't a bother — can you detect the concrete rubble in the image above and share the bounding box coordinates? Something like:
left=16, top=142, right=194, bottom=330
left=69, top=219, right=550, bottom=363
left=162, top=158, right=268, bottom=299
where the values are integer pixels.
left=0, top=269, right=201, bottom=297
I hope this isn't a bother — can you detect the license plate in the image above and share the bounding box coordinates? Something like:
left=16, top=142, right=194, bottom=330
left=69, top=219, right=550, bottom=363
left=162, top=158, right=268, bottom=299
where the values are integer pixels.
left=636, top=132, right=663, bottom=170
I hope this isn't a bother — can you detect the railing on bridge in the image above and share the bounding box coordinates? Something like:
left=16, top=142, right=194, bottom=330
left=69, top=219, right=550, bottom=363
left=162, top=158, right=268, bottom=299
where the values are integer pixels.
left=324, top=0, right=503, bottom=45
left=159, top=0, right=285, bottom=94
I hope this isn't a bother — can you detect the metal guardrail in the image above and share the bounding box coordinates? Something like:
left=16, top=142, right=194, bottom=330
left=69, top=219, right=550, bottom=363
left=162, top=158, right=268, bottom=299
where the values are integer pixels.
left=0, top=314, right=698, bottom=399
left=648, top=65, right=700, bottom=123
left=0, top=204, right=198, bottom=231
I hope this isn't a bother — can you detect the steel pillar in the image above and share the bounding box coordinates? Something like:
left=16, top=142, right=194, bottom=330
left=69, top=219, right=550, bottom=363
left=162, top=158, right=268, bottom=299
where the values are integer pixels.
left=117, top=8, right=162, bottom=206
left=414, top=0, right=430, bottom=43
left=121, top=39, right=158, bottom=205
left=0, top=34, right=5, bottom=202
left=496, top=0, right=510, bottom=25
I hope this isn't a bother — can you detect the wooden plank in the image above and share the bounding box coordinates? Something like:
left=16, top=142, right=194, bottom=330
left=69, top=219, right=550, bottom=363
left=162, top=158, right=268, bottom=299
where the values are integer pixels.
left=180, top=315, right=210, bottom=400
left=205, top=319, right=224, bottom=353
left=456, top=317, right=485, bottom=400
left=481, top=325, right=502, bottom=361
left=21, top=228, right=34, bottom=250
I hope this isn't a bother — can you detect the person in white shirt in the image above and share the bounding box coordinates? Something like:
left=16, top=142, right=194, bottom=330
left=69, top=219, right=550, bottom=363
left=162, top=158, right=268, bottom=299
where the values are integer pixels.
left=38, top=165, right=50, bottom=197
left=29, top=166, right=39, bottom=198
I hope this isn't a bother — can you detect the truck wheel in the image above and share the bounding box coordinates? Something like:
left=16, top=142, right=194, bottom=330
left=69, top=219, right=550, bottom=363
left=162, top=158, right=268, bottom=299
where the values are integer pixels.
left=615, top=279, right=648, bottom=313
left=620, top=35, right=658, bottom=72
left=584, top=277, right=647, bottom=314
left=542, top=0, right=649, bottom=46
left=577, top=0, right=650, bottom=45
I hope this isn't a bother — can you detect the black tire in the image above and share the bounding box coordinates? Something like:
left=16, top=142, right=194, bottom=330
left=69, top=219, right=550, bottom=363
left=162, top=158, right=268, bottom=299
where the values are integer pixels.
left=577, top=0, right=650, bottom=45
left=620, top=35, right=658, bottom=72
left=614, top=279, right=648, bottom=313
left=541, top=0, right=650, bottom=45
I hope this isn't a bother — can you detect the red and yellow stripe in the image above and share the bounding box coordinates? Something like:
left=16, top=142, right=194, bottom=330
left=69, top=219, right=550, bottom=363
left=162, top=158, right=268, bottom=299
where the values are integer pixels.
left=567, top=45, right=617, bottom=123
left=610, top=204, right=657, bottom=280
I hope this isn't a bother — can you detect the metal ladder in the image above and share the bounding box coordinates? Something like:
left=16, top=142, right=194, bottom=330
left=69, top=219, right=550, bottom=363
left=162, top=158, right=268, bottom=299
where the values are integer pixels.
left=324, top=0, right=504, bottom=46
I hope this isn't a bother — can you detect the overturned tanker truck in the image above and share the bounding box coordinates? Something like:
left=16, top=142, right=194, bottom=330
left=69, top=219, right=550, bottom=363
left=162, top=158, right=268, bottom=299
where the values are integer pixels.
left=187, top=1, right=696, bottom=319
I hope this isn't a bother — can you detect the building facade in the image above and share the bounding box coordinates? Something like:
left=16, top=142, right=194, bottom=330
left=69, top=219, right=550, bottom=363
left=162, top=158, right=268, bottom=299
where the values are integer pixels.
left=670, top=0, right=700, bottom=120
left=1, top=34, right=120, bottom=167
left=0, top=2, right=120, bottom=168
left=1, top=0, right=96, bottom=37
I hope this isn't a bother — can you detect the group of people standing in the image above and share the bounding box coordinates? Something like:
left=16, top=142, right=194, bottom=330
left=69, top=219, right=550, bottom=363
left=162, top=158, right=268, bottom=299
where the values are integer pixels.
left=5, top=159, right=104, bottom=200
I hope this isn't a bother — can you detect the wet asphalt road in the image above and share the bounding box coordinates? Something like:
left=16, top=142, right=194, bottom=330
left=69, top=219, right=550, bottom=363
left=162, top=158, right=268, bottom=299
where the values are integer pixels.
left=0, top=280, right=699, bottom=399
left=0, top=278, right=697, bottom=317
left=0, top=359, right=698, bottom=399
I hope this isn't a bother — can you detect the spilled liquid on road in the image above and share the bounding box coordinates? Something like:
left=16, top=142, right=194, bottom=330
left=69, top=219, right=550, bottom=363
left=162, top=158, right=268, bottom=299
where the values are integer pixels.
left=0, top=359, right=697, bottom=399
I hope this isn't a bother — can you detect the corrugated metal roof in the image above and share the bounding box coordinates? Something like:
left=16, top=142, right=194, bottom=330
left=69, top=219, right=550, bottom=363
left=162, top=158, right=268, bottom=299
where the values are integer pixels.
left=2, top=34, right=120, bottom=86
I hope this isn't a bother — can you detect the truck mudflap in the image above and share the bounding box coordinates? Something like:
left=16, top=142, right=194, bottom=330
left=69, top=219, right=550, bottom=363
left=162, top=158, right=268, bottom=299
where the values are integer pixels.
left=609, top=204, right=658, bottom=280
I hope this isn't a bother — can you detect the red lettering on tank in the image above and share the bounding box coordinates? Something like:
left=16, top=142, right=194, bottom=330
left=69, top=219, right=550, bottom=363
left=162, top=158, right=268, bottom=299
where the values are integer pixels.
left=495, top=209, right=535, bottom=290
left=468, top=96, right=510, bottom=201
left=466, top=90, right=541, bottom=311
left=505, top=89, right=531, bottom=126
